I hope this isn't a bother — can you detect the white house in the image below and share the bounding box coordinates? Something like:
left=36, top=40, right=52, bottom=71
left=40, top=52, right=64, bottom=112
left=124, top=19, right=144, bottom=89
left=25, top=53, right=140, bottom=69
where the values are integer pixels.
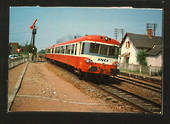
left=119, top=32, right=162, bottom=68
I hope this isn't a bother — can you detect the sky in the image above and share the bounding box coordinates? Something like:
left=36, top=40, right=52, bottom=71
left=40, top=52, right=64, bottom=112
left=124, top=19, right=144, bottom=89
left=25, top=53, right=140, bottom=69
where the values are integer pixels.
left=9, top=7, right=162, bottom=51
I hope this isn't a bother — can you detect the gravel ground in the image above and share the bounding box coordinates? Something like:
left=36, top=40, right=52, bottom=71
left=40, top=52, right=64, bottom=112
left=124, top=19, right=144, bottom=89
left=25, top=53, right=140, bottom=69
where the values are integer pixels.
left=45, top=62, right=142, bottom=112
left=109, top=79, right=162, bottom=105
left=10, top=62, right=142, bottom=112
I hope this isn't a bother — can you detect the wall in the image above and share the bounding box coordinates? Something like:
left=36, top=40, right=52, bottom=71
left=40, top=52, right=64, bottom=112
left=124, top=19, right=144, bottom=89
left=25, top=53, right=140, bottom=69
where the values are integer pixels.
left=120, top=36, right=138, bottom=65
left=146, top=53, right=162, bottom=67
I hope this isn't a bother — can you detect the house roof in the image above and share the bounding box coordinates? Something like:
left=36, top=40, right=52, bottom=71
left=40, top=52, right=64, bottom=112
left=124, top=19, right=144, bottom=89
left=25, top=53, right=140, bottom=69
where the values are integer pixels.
left=9, top=42, right=19, bottom=46
left=121, top=32, right=163, bottom=49
left=146, top=45, right=162, bottom=56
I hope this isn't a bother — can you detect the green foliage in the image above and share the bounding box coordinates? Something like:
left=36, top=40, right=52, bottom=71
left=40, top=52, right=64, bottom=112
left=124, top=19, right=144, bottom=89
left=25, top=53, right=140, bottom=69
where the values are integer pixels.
left=38, top=49, right=45, bottom=54
left=19, top=44, right=37, bottom=55
left=137, top=49, right=147, bottom=66
left=158, top=68, right=162, bottom=76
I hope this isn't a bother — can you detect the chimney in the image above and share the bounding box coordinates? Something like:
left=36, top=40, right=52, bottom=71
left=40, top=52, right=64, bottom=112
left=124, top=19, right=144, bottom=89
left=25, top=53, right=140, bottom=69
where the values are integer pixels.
left=147, top=28, right=152, bottom=37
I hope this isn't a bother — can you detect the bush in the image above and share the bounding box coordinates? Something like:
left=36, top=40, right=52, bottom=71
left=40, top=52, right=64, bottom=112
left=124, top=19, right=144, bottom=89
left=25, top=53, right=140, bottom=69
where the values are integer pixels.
left=137, top=49, right=147, bottom=66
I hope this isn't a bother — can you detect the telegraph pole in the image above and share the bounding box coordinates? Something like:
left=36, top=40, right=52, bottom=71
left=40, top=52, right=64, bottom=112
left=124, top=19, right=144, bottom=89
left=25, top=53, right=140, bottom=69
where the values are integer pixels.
left=114, top=28, right=118, bottom=40
left=114, top=28, right=125, bottom=41
left=146, top=23, right=157, bottom=36
left=120, top=28, right=124, bottom=40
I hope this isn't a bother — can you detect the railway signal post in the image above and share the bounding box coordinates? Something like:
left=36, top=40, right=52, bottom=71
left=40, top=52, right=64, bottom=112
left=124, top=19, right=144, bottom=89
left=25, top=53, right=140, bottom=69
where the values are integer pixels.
left=30, top=19, right=37, bottom=62
left=31, top=26, right=37, bottom=62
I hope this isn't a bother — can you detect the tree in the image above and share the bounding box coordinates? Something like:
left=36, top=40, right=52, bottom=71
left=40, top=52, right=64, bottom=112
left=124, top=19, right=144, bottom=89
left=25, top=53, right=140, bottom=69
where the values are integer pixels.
left=137, top=49, right=147, bottom=72
left=18, top=44, right=37, bottom=55
left=38, top=49, right=45, bottom=54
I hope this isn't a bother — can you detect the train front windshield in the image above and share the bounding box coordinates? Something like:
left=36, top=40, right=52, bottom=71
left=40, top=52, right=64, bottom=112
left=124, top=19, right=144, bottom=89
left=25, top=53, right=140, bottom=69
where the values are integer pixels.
left=81, top=42, right=119, bottom=58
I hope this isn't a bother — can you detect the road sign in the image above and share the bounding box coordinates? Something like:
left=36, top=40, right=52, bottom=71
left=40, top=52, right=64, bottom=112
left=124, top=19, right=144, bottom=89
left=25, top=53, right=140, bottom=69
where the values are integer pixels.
left=16, top=48, right=21, bottom=53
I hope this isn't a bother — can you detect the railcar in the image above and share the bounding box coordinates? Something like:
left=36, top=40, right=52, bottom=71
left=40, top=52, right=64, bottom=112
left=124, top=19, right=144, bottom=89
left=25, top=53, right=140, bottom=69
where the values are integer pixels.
left=45, top=35, right=120, bottom=79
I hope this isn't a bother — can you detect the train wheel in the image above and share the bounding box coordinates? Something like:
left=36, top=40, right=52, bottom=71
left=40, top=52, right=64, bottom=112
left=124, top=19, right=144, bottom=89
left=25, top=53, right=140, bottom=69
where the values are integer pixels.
left=84, top=72, right=88, bottom=81
left=78, top=69, right=83, bottom=80
left=96, top=74, right=104, bottom=84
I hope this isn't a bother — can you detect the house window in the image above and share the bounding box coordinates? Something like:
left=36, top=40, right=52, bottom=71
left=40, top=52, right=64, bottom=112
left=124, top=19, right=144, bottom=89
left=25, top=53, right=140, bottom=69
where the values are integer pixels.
left=126, top=41, right=130, bottom=48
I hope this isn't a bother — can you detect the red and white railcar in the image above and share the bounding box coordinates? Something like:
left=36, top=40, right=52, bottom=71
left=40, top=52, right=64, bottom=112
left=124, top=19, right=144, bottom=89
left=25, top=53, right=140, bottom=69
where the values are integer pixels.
left=45, top=35, right=120, bottom=79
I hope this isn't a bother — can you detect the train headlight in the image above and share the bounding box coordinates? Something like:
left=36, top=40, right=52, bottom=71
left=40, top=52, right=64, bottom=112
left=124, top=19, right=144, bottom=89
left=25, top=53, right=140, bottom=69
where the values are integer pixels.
left=86, top=59, right=90, bottom=63
left=105, top=37, right=108, bottom=41
left=112, top=61, right=119, bottom=66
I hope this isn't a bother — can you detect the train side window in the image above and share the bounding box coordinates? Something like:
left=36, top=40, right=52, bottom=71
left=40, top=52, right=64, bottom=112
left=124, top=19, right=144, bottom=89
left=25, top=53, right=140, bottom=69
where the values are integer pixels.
left=65, top=45, right=68, bottom=54
left=57, top=47, right=60, bottom=53
left=68, top=45, right=71, bottom=54
left=55, top=47, right=57, bottom=53
left=71, top=44, right=74, bottom=55
left=66, top=45, right=71, bottom=54
left=61, top=46, right=64, bottom=54
left=55, top=47, right=58, bottom=54
left=81, top=42, right=85, bottom=54
left=53, top=48, right=55, bottom=54
left=75, top=44, right=77, bottom=55
left=58, top=46, right=61, bottom=53
left=63, top=46, right=66, bottom=54
left=60, top=46, right=62, bottom=53
left=60, top=46, right=62, bottom=54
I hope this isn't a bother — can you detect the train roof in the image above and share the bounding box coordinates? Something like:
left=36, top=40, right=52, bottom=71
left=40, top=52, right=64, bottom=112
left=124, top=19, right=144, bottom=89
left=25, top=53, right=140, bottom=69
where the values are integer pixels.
left=46, top=35, right=120, bottom=49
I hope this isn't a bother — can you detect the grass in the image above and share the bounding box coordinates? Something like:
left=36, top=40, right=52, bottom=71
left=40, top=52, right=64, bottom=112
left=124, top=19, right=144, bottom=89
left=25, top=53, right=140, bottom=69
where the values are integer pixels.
left=119, top=68, right=148, bottom=75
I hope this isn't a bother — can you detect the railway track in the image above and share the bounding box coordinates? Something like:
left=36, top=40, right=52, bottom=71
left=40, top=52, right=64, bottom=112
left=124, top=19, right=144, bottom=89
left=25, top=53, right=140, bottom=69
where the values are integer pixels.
left=91, top=81, right=161, bottom=113
left=119, top=72, right=162, bottom=84
left=84, top=75, right=161, bottom=114
left=114, top=75, right=162, bottom=93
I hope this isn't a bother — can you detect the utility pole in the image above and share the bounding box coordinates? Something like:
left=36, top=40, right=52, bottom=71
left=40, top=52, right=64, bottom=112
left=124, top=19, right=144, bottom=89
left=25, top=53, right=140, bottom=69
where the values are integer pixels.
left=153, top=24, right=157, bottom=36
left=114, top=28, right=118, bottom=40
left=114, top=28, right=125, bottom=41
left=120, top=28, right=124, bottom=40
left=146, top=23, right=157, bottom=36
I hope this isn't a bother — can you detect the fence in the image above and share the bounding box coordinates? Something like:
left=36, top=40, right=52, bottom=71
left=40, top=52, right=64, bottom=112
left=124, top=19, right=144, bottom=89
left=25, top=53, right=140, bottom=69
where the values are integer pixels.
left=118, top=63, right=162, bottom=76
left=8, top=57, right=29, bottom=69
